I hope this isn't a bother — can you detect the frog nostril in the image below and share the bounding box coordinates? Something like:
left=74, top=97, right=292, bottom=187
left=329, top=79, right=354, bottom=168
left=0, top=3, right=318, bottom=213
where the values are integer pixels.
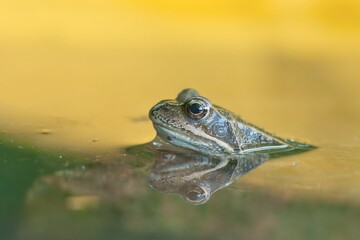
left=162, top=104, right=170, bottom=111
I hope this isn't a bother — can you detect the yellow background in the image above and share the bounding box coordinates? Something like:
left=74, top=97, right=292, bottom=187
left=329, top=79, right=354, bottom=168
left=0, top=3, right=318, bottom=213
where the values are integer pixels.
left=0, top=0, right=360, bottom=202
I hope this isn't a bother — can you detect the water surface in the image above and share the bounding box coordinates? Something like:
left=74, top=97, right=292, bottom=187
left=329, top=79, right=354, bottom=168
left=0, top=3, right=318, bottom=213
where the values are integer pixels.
left=1, top=0, right=360, bottom=239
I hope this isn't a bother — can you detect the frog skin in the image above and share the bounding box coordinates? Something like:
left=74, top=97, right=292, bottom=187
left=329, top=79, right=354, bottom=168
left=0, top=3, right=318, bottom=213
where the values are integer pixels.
left=149, top=88, right=309, bottom=155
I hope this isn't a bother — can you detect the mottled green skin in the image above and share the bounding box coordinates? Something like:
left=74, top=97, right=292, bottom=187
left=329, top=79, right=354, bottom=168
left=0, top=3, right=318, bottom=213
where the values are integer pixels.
left=149, top=89, right=290, bottom=155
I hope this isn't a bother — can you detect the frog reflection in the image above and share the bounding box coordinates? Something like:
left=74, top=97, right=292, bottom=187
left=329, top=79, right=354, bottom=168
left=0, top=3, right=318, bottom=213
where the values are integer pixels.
left=149, top=150, right=269, bottom=205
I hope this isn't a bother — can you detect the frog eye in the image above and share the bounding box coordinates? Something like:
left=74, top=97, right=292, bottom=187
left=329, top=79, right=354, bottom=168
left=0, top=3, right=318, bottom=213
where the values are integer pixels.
left=185, top=98, right=210, bottom=120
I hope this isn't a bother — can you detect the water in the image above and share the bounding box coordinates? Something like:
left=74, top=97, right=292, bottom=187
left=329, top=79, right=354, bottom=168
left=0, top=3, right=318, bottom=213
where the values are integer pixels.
left=1, top=138, right=359, bottom=240
left=1, top=0, right=360, bottom=239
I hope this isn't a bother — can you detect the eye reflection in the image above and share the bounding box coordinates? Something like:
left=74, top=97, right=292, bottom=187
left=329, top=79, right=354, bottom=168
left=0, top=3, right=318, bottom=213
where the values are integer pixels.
left=182, top=185, right=210, bottom=204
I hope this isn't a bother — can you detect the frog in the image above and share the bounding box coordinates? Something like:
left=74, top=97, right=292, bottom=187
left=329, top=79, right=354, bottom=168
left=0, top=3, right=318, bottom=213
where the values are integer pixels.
left=149, top=88, right=313, bottom=155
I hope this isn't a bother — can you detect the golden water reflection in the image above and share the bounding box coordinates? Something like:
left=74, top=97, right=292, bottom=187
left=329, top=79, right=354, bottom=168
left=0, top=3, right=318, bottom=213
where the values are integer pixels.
left=0, top=0, right=359, bottom=203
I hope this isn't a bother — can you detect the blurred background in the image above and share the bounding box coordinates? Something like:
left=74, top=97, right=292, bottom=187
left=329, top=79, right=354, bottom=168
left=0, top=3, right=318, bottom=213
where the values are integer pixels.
left=1, top=0, right=360, bottom=239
